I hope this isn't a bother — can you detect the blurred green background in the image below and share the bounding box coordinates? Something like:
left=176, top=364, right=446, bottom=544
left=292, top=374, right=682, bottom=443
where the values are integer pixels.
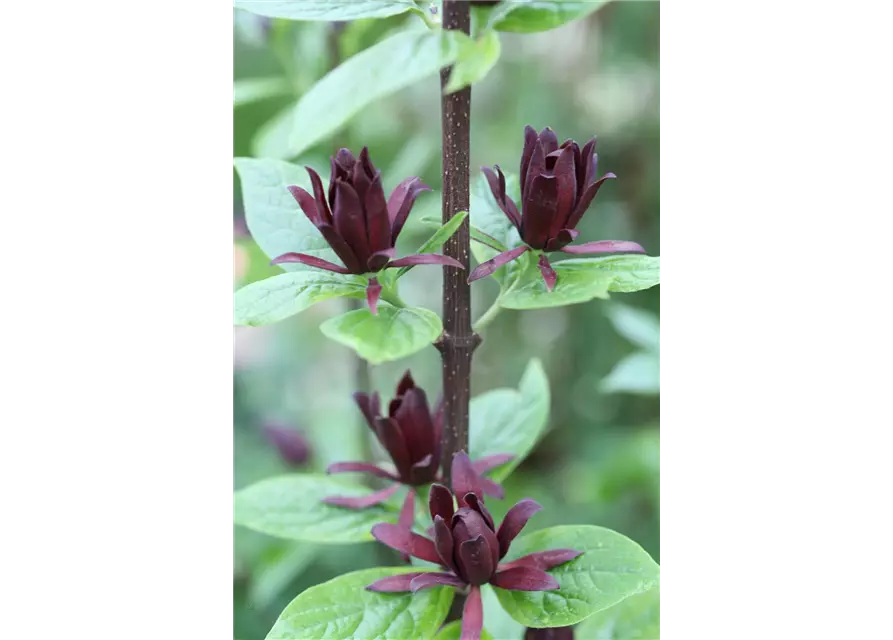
left=234, top=3, right=658, bottom=638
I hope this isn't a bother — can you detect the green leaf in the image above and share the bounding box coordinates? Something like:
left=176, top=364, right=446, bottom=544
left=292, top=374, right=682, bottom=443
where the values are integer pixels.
left=489, top=0, right=611, bottom=34
left=320, top=305, right=443, bottom=365
left=396, top=211, right=468, bottom=278
left=434, top=620, right=494, bottom=640
left=601, top=353, right=659, bottom=395
left=494, top=525, right=660, bottom=628
left=500, top=261, right=613, bottom=309
left=558, top=255, right=661, bottom=293
left=267, top=567, right=454, bottom=640
left=575, top=586, right=660, bottom=640
left=234, top=272, right=367, bottom=326
left=445, top=30, right=501, bottom=94
left=249, top=542, right=317, bottom=609
left=234, top=157, right=341, bottom=268
left=233, top=474, right=398, bottom=543
left=288, top=28, right=458, bottom=158
left=251, top=103, right=299, bottom=160
left=469, top=171, right=522, bottom=284
left=234, top=0, right=421, bottom=21
left=605, top=303, right=659, bottom=352
left=469, top=358, right=549, bottom=482
left=234, top=77, right=291, bottom=108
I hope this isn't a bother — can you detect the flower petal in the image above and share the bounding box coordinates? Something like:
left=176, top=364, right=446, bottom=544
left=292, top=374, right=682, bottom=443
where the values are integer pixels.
left=396, top=370, right=416, bottom=397
left=545, top=228, right=579, bottom=252
left=322, top=483, right=400, bottom=509
left=500, top=549, right=584, bottom=572
left=463, top=493, right=495, bottom=531
left=550, top=145, right=578, bottom=237
left=467, top=246, right=530, bottom=283
left=398, top=489, right=416, bottom=530
left=367, top=248, right=395, bottom=272
left=317, top=223, right=362, bottom=273
left=496, top=499, right=542, bottom=558
left=366, top=278, right=382, bottom=315
left=519, top=125, right=538, bottom=195
left=482, top=166, right=521, bottom=229
left=538, top=127, right=559, bottom=155
left=451, top=451, right=482, bottom=507
left=270, top=253, right=351, bottom=274
left=458, top=535, right=494, bottom=585
left=387, top=176, right=432, bottom=244
left=564, top=173, right=616, bottom=230
left=333, top=180, right=370, bottom=266
left=429, top=483, right=456, bottom=522
left=395, top=387, right=436, bottom=465
left=472, top=454, right=515, bottom=475
left=578, top=138, right=596, bottom=190
left=410, top=572, right=466, bottom=592
left=352, top=391, right=380, bottom=431
left=305, top=166, right=333, bottom=224
left=387, top=253, right=465, bottom=269
left=365, top=572, right=426, bottom=593
left=522, top=174, right=558, bottom=250
left=287, top=185, right=321, bottom=225
left=326, top=461, right=398, bottom=481
left=371, top=523, right=442, bottom=564
left=490, top=566, right=559, bottom=591
left=433, top=514, right=458, bottom=572
left=365, top=170, right=392, bottom=255
left=410, top=453, right=437, bottom=485
left=561, top=240, right=645, bottom=255
left=523, top=140, right=546, bottom=204
left=461, top=585, right=483, bottom=640
left=479, top=475, right=505, bottom=500
left=374, top=416, right=411, bottom=480
left=537, top=255, right=557, bottom=292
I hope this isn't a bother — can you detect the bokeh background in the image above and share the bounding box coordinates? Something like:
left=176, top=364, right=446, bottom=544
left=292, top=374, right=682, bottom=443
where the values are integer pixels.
left=234, top=3, right=658, bottom=638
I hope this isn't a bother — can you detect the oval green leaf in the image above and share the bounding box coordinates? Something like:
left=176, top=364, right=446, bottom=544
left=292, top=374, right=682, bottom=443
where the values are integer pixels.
left=396, top=211, right=468, bottom=279
left=575, top=586, right=660, bottom=640
left=445, top=30, right=501, bottom=94
left=234, top=157, right=341, bottom=268
left=234, top=271, right=367, bottom=326
left=469, top=358, right=549, bottom=482
left=500, top=262, right=613, bottom=309
left=489, top=0, right=611, bottom=34
left=494, top=525, right=660, bottom=628
left=557, top=255, right=660, bottom=293
left=234, top=77, right=291, bottom=108
left=267, top=567, right=455, bottom=640
left=435, top=620, right=494, bottom=640
left=605, top=303, right=660, bottom=352
left=601, top=353, right=660, bottom=395
left=288, top=28, right=457, bottom=158
left=320, top=305, right=443, bottom=365
left=233, top=474, right=398, bottom=543
left=234, top=0, right=421, bottom=22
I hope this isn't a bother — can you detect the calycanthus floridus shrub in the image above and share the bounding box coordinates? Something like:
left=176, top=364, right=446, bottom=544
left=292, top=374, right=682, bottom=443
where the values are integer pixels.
left=233, top=2, right=660, bottom=639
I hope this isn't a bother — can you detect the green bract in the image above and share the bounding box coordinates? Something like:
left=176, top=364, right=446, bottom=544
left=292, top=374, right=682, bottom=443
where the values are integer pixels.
left=489, top=0, right=612, bottom=33
left=234, top=0, right=421, bottom=22
left=575, top=585, right=660, bottom=640
left=233, top=272, right=366, bottom=326
left=320, top=305, right=443, bottom=364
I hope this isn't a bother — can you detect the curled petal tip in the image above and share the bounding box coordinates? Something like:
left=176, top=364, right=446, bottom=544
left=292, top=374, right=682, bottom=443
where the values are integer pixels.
left=604, top=172, right=617, bottom=179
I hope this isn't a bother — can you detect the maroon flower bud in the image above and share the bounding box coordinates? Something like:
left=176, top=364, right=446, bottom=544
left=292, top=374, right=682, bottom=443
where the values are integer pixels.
left=262, top=423, right=311, bottom=466
left=271, top=146, right=464, bottom=313
left=469, top=126, right=646, bottom=291
left=365, top=452, right=584, bottom=640
left=322, top=377, right=514, bottom=524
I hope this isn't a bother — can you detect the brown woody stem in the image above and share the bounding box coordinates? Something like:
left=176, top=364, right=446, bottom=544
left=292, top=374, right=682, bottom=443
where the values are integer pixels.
left=437, top=0, right=479, bottom=487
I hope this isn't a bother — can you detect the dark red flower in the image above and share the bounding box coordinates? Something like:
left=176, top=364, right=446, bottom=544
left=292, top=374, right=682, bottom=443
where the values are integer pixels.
left=272, top=147, right=464, bottom=313
left=322, top=376, right=515, bottom=539
left=365, top=452, right=583, bottom=640
left=469, top=126, right=646, bottom=291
